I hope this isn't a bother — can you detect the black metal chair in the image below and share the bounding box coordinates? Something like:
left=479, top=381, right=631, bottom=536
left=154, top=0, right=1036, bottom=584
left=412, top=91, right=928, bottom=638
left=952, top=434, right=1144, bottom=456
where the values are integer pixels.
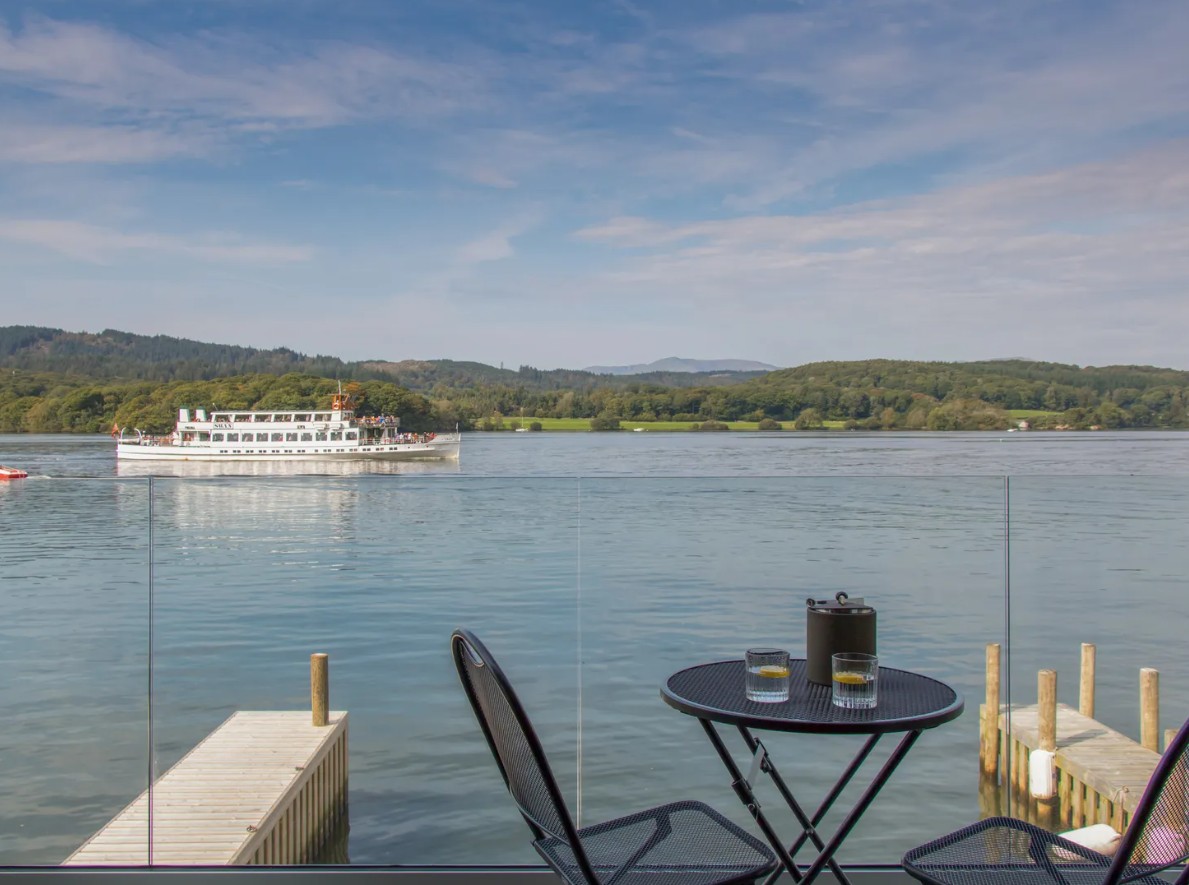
left=903, top=717, right=1189, bottom=885
left=451, top=629, right=778, bottom=885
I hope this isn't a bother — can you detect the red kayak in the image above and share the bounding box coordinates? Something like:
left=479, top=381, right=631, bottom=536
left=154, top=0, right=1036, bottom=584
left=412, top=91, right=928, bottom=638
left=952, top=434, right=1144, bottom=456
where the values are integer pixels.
left=0, top=465, right=28, bottom=480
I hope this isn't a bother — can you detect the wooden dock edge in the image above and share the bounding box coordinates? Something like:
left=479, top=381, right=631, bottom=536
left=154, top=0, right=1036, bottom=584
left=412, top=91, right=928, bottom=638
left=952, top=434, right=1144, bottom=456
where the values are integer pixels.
left=235, top=711, right=349, bottom=864
left=982, top=701, right=1159, bottom=829
left=64, top=711, right=348, bottom=866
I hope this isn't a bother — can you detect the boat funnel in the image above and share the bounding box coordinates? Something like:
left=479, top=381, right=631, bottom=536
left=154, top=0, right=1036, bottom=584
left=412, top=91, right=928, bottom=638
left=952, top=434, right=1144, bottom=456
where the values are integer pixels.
left=179, top=408, right=191, bottom=422
left=196, top=409, right=207, bottom=421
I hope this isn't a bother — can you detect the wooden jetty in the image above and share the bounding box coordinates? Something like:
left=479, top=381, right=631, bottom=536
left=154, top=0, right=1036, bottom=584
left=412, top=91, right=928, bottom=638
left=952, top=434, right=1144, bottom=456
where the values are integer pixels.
left=992, top=702, right=1159, bottom=829
left=979, top=642, right=1171, bottom=831
left=65, top=654, right=347, bottom=866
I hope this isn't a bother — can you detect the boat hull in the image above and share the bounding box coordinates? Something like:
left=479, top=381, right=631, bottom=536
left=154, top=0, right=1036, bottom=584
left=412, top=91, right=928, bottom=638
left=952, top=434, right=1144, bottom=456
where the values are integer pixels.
left=116, top=435, right=461, bottom=462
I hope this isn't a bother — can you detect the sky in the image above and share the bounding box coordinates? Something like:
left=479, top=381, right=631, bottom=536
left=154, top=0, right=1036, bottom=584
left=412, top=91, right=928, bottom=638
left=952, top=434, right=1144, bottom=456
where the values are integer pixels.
left=1, top=1, right=1187, bottom=371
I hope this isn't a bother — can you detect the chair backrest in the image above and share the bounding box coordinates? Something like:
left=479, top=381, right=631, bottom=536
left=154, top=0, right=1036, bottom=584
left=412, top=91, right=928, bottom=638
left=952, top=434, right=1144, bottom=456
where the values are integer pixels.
left=1106, top=716, right=1189, bottom=885
left=451, top=629, right=598, bottom=882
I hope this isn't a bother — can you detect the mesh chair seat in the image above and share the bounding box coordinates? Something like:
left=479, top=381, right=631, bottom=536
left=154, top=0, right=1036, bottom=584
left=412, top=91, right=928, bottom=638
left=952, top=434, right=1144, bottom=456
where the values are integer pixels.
left=535, top=799, right=777, bottom=885
left=903, top=817, right=1178, bottom=885
left=452, top=629, right=778, bottom=885
left=903, top=716, right=1189, bottom=885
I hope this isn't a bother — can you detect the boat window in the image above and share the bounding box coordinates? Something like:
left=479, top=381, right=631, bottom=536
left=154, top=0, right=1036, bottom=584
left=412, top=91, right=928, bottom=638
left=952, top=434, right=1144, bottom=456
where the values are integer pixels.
left=295, top=414, right=310, bottom=422
left=214, top=414, right=230, bottom=422
left=330, top=431, right=342, bottom=441
left=226, top=433, right=239, bottom=442
left=346, top=431, right=357, bottom=440
left=301, top=432, right=313, bottom=441
left=212, top=433, right=224, bottom=442
left=252, top=433, right=265, bottom=442
left=315, top=413, right=330, bottom=421
left=278, top=414, right=292, bottom=422
left=235, top=414, right=251, bottom=422
left=286, top=432, right=298, bottom=442
left=198, top=432, right=210, bottom=441
left=315, top=432, right=328, bottom=441
left=271, top=432, right=283, bottom=442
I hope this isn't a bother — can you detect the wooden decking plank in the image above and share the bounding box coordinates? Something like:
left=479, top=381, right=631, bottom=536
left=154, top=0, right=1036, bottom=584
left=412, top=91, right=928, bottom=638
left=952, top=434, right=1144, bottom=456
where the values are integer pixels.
left=64, top=711, right=347, bottom=866
left=999, top=703, right=1160, bottom=813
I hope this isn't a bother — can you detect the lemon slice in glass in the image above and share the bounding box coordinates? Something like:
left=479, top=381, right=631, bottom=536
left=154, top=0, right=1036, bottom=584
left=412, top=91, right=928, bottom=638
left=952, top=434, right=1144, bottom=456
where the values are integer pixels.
left=833, top=671, right=867, bottom=685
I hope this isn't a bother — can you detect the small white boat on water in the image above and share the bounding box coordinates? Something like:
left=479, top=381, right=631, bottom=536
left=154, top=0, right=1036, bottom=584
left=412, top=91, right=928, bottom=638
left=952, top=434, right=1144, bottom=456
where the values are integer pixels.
left=115, top=390, right=460, bottom=463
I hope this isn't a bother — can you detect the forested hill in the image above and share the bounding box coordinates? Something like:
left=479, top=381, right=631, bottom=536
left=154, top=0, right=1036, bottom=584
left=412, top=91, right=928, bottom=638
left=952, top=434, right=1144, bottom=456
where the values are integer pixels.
left=0, top=326, right=765, bottom=390
left=0, top=325, right=347, bottom=380
left=764, top=359, right=1189, bottom=396
left=2, top=326, right=1188, bottom=433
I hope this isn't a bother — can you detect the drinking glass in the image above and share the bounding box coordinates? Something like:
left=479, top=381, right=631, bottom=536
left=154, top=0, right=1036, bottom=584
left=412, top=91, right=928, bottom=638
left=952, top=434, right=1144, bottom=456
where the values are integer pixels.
left=832, top=652, right=878, bottom=708
left=745, top=648, right=790, bottom=702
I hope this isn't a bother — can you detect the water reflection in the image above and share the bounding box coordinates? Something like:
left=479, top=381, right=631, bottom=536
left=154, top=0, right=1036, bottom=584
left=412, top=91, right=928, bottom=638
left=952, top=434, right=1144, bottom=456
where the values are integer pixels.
left=148, top=475, right=360, bottom=534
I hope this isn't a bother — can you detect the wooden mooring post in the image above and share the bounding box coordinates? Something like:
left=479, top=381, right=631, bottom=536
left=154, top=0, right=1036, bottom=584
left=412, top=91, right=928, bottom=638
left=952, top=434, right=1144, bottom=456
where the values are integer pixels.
left=65, top=653, right=348, bottom=866
left=978, top=642, right=1166, bottom=832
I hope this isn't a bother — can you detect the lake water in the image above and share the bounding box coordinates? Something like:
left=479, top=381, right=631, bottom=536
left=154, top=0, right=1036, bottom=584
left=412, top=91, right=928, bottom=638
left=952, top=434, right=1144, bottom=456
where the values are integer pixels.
left=1, top=430, right=1188, bottom=866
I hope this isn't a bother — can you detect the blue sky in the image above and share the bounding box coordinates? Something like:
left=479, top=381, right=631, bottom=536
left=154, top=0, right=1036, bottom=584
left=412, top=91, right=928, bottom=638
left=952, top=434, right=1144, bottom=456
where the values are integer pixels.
left=1, top=1, right=1187, bottom=370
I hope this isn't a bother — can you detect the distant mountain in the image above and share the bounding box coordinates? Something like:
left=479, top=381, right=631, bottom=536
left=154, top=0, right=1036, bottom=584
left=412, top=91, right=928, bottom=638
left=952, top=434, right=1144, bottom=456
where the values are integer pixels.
left=583, top=357, right=781, bottom=375
left=0, top=326, right=765, bottom=391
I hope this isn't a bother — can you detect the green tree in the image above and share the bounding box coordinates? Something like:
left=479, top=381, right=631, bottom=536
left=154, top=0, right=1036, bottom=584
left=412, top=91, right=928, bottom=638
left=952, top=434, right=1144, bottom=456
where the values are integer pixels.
left=1092, top=400, right=1127, bottom=429
left=794, top=408, right=823, bottom=430
left=590, top=412, right=621, bottom=431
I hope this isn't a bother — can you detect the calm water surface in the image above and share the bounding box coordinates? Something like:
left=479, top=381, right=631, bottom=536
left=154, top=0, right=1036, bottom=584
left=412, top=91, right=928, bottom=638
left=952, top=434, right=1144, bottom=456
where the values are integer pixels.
left=1, top=431, right=1187, bottom=866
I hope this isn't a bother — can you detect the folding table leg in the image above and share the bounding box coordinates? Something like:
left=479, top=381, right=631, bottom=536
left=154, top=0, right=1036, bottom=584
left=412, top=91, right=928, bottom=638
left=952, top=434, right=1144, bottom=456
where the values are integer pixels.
left=699, top=718, right=807, bottom=882
left=797, top=730, right=923, bottom=885
left=735, top=725, right=878, bottom=885
left=699, top=718, right=926, bottom=885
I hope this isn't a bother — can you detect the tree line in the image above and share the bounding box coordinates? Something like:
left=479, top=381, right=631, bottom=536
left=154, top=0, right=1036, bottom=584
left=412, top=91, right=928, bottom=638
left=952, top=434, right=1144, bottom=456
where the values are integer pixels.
left=0, top=373, right=438, bottom=434
left=2, top=357, right=1188, bottom=434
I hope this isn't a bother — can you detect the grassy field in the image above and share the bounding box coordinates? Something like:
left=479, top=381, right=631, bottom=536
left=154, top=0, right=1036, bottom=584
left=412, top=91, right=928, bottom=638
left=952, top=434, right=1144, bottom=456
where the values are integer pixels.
left=496, top=410, right=1062, bottom=431
left=501, top=417, right=848, bottom=432
left=1007, top=409, right=1063, bottom=419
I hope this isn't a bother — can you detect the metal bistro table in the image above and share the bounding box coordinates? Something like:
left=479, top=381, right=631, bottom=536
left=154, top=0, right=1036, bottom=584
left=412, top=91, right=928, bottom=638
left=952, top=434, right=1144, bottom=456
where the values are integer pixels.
left=662, top=658, right=963, bottom=885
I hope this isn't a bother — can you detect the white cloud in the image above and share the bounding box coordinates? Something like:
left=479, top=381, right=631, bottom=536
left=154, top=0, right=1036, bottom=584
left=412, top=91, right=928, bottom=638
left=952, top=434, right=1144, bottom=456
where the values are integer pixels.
left=0, top=218, right=314, bottom=264
left=577, top=142, right=1189, bottom=251
left=456, top=212, right=542, bottom=265
left=560, top=141, right=1189, bottom=366
left=0, top=16, right=491, bottom=131
left=0, top=122, right=211, bottom=164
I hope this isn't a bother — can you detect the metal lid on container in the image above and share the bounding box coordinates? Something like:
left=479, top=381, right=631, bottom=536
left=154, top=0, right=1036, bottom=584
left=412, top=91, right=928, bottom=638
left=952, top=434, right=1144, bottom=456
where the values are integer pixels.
left=806, top=591, right=873, bottom=614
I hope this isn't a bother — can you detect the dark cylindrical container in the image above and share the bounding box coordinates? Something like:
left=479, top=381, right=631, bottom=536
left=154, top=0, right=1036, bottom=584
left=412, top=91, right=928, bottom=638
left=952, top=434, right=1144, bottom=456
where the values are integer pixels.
left=806, top=593, right=877, bottom=685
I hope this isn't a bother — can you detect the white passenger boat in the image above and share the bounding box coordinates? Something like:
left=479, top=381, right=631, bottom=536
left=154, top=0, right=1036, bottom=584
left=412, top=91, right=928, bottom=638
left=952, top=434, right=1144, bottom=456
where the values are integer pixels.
left=115, top=391, right=460, bottom=462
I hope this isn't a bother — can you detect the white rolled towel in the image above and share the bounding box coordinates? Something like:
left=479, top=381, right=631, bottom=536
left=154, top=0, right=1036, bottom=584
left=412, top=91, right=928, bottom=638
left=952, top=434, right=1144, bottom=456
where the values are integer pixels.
left=1054, top=824, right=1122, bottom=859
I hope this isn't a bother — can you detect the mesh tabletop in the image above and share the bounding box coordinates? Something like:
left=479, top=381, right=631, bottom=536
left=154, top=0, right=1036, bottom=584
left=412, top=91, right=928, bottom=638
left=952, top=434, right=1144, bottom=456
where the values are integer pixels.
left=662, top=659, right=963, bottom=734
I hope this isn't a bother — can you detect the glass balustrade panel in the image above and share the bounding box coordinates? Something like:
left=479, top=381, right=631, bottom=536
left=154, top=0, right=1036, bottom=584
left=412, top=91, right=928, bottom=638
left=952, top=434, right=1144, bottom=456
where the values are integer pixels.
left=147, top=472, right=580, bottom=866
left=1002, top=475, right=1189, bottom=832
left=575, top=475, right=1008, bottom=866
left=0, top=472, right=151, bottom=866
